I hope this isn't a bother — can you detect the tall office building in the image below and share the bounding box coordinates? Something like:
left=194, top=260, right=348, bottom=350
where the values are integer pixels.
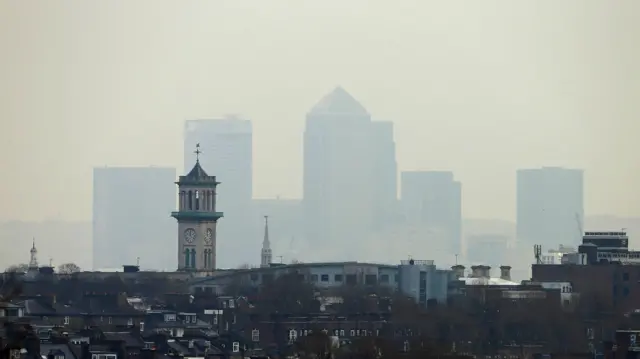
left=184, top=117, right=252, bottom=210
left=371, top=121, right=398, bottom=229
left=184, top=117, right=253, bottom=268
left=303, top=87, right=396, bottom=260
left=92, top=167, right=176, bottom=270
left=516, top=167, right=584, bottom=249
left=400, top=171, right=462, bottom=256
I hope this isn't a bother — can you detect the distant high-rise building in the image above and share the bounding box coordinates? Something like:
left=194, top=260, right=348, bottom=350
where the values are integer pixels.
left=92, top=167, right=176, bottom=270
left=400, top=171, right=462, bottom=255
left=371, top=121, right=398, bottom=229
left=303, top=87, right=396, bottom=260
left=184, top=117, right=252, bottom=210
left=184, top=117, right=252, bottom=268
left=516, top=167, right=584, bottom=249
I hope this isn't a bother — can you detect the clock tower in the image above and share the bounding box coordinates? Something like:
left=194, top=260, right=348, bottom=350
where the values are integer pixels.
left=171, top=144, right=223, bottom=272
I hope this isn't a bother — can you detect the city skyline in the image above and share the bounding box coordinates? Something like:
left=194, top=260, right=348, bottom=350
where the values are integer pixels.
left=2, top=1, right=638, bottom=222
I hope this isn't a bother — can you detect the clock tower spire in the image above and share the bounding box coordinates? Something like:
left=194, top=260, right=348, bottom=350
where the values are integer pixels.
left=171, top=144, right=223, bottom=272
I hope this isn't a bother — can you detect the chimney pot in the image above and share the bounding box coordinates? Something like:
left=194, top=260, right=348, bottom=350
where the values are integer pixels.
left=470, top=265, right=480, bottom=278
left=451, top=265, right=465, bottom=279
left=499, top=265, right=512, bottom=281
left=483, top=266, right=491, bottom=278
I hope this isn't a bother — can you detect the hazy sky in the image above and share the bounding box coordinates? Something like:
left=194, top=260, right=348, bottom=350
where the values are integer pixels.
left=1, top=1, right=638, bottom=222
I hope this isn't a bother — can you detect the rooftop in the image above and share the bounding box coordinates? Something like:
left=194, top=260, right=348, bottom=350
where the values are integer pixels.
left=309, top=86, right=369, bottom=116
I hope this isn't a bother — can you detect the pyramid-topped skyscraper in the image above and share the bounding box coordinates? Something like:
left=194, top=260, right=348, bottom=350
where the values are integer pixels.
left=303, top=87, right=397, bottom=261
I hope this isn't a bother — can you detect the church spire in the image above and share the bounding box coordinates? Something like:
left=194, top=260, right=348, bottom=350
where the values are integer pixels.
left=29, top=237, right=39, bottom=269
left=260, top=216, right=272, bottom=268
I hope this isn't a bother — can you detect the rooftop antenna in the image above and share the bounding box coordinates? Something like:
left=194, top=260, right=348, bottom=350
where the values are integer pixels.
left=533, top=244, right=542, bottom=264
left=277, top=256, right=284, bottom=263
left=136, top=257, right=140, bottom=266
left=49, top=258, right=53, bottom=267
left=454, top=254, right=458, bottom=265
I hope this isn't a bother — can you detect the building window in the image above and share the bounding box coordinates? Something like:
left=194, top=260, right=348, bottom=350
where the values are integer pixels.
left=624, top=287, right=630, bottom=296
left=165, top=313, right=176, bottom=322
left=251, top=329, right=259, bottom=342
left=350, top=330, right=355, bottom=337
left=229, top=299, right=235, bottom=308
left=184, top=249, right=190, bottom=268
left=346, top=274, right=357, bottom=285
left=288, top=330, right=297, bottom=343
left=188, top=190, right=193, bottom=210
left=334, top=274, right=343, bottom=282
left=321, top=274, right=329, bottom=282
left=310, top=274, right=318, bottom=282
left=108, top=317, right=112, bottom=324
left=127, top=318, right=133, bottom=326
left=63, top=316, right=70, bottom=325
left=365, top=274, right=377, bottom=285
left=232, top=342, right=240, bottom=353
left=340, top=330, right=345, bottom=337
left=250, top=273, right=259, bottom=281
left=195, top=190, right=200, bottom=210
left=380, top=274, right=389, bottom=283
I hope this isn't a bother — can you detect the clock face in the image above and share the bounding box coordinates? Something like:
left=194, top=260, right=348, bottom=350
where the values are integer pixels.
left=204, top=228, right=213, bottom=245
left=184, top=228, right=196, bottom=244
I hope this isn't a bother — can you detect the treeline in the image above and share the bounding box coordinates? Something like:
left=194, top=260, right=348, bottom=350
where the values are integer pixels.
left=218, top=270, right=614, bottom=356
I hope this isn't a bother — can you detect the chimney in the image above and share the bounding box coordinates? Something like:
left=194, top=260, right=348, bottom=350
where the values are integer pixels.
left=451, top=265, right=465, bottom=279
left=482, top=266, right=491, bottom=278
left=81, top=343, right=91, bottom=359
left=470, top=265, right=481, bottom=278
left=500, top=265, right=512, bottom=281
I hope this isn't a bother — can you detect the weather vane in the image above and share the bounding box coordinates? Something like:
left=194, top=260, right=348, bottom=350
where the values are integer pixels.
left=194, top=143, right=202, bottom=162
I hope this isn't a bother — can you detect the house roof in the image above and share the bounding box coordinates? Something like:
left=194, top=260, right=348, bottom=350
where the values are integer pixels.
left=40, top=343, right=78, bottom=359
left=103, top=332, right=145, bottom=347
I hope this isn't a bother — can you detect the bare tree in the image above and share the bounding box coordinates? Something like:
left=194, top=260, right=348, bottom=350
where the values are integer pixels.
left=4, top=263, right=28, bottom=273
left=57, top=262, right=81, bottom=274
left=257, top=270, right=318, bottom=314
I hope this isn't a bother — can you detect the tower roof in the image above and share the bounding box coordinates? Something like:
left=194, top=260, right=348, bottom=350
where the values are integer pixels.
left=185, top=161, right=209, bottom=180
left=177, top=143, right=219, bottom=186
left=309, top=86, right=369, bottom=116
